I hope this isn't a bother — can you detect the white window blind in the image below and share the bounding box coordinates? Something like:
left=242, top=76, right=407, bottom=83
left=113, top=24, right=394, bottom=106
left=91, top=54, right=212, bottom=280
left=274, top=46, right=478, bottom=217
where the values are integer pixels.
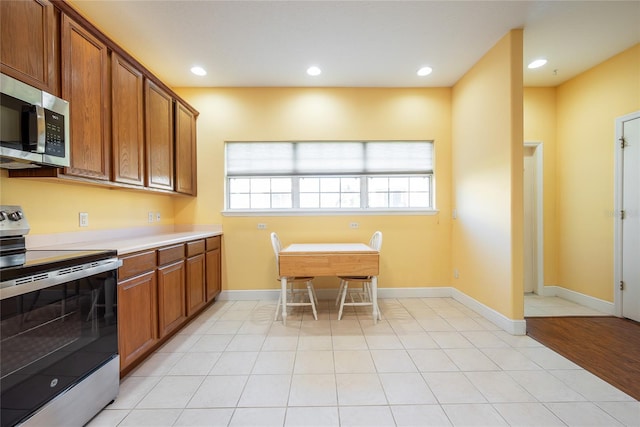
left=226, top=141, right=433, bottom=176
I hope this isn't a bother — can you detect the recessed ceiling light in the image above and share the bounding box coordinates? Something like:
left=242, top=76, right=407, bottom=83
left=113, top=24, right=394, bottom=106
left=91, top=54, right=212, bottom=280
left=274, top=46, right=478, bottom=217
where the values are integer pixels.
left=417, top=66, right=433, bottom=76
left=307, top=66, right=322, bottom=76
left=190, top=66, right=207, bottom=76
left=527, top=59, right=547, bottom=69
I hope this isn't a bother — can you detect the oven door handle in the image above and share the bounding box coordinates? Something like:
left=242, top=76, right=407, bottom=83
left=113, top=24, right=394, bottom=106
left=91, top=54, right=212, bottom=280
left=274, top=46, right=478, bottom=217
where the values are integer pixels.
left=0, top=258, right=123, bottom=300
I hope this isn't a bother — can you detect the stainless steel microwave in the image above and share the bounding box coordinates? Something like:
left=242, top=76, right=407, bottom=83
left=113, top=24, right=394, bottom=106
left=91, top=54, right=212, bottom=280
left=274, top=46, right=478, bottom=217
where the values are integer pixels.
left=0, top=73, right=70, bottom=169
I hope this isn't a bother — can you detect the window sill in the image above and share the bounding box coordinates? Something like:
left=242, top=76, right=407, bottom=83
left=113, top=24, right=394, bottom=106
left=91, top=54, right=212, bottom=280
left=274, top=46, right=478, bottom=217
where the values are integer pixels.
left=222, top=208, right=439, bottom=217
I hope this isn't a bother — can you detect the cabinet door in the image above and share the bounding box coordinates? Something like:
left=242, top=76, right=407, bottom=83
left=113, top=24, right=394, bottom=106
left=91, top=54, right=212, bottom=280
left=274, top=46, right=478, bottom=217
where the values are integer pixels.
left=186, top=254, right=206, bottom=315
left=118, top=271, right=157, bottom=372
left=206, top=239, right=222, bottom=301
left=112, top=54, right=144, bottom=186
left=0, top=0, right=58, bottom=94
left=61, top=14, right=110, bottom=180
left=157, top=260, right=186, bottom=337
left=175, top=101, right=198, bottom=195
left=145, top=79, right=174, bottom=190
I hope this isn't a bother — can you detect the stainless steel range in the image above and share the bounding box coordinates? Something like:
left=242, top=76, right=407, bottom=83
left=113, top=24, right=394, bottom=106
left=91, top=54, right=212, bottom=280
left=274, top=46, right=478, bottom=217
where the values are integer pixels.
left=0, top=206, right=121, bottom=427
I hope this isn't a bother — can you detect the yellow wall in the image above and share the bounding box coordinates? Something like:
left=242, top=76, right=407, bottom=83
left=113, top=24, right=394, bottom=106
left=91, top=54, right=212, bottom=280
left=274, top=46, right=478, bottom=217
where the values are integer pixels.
left=523, top=87, right=558, bottom=286
left=173, top=87, right=453, bottom=291
left=555, top=43, right=640, bottom=301
left=451, top=30, right=524, bottom=319
left=0, top=174, right=174, bottom=234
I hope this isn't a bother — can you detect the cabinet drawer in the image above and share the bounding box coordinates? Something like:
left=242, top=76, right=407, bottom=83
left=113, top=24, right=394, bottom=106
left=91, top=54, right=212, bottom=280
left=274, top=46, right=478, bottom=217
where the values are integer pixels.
left=206, top=236, right=221, bottom=251
left=119, top=250, right=156, bottom=280
left=186, top=240, right=205, bottom=257
left=158, top=244, right=185, bottom=266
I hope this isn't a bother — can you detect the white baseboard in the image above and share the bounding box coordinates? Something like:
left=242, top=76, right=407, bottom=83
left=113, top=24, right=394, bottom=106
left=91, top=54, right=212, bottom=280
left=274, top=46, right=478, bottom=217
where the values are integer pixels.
left=450, top=289, right=527, bottom=335
left=219, top=286, right=527, bottom=335
left=541, top=286, right=615, bottom=315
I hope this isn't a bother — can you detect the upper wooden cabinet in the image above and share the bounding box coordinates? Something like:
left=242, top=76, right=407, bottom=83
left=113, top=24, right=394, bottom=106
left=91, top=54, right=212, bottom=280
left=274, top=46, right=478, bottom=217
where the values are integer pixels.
left=175, top=101, right=198, bottom=196
left=145, top=80, right=174, bottom=191
left=0, top=0, right=59, bottom=94
left=112, top=54, right=145, bottom=186
left=61, top=14, right=110, bottom=180
left=4, top=1, right=199, bottom=195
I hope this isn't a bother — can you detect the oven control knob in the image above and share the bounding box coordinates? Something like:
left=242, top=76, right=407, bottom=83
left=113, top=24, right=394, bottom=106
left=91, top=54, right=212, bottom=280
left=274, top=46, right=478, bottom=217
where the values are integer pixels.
left=0, top=211, right=7, bottom=221
left=8, top=210, right=23, bottom=221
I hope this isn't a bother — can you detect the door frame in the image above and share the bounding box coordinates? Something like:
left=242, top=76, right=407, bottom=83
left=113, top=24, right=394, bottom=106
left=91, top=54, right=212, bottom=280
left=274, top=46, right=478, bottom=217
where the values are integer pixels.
left=524, top=141, right=544, bottom=296
left=613, top=110, right=640, bottom=317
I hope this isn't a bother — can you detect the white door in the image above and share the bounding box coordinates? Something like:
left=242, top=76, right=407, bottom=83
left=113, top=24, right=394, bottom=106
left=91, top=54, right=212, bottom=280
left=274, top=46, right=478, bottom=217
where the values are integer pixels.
left=523, top=146, right=537, bottom=293
left=621, top=115, right=640, bottom=322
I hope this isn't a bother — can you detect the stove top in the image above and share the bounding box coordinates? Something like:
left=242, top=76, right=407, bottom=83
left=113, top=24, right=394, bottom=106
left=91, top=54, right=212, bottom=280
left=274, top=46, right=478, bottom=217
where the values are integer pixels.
left=0, top=249, right=118, bottom=283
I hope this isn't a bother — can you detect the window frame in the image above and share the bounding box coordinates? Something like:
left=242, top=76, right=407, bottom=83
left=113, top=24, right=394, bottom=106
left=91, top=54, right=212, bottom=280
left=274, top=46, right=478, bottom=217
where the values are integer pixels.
left=223, top=140, right=438, bottom=216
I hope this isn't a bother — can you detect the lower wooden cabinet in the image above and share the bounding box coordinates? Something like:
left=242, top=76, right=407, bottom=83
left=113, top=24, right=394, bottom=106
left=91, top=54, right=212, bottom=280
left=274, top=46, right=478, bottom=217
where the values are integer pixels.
left=117, top=236, right=221, bottom=375
left=206, top=236, right=222, bottom=301
left=186, top=240, right=206, bottom=315
left=117, top=250, right=157, bottom=373
left=157, top=260, right=187, bottom=338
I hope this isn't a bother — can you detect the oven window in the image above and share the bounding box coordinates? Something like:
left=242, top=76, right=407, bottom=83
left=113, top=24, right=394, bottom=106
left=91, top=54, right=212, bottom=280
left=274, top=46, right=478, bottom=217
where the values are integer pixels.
left=0, top=270, right=118, bottom=427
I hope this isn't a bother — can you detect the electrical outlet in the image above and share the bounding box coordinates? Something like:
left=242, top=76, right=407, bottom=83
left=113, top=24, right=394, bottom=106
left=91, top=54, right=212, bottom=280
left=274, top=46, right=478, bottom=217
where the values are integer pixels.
left=79, top=212, right=89, bottom=227
left=257, top=223, right=267, bottom=230
left=349, top=222, right=359, bottom=229
left=148, top=212, right=154, bottom=223
left=156, top=212, right=161, bottom=222
left=454, top=268, right=459, bottom=279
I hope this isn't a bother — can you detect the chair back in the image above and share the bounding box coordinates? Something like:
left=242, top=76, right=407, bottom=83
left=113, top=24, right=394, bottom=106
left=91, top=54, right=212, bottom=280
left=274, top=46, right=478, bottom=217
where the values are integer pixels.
left=270, top=232, right=282, bottom=276
left=369, top=231, right=383, bottom=251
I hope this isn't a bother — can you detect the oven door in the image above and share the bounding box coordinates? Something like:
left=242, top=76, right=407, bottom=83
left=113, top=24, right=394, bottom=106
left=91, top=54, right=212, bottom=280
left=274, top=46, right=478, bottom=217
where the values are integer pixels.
left=0, top=267, right=118, bottom=427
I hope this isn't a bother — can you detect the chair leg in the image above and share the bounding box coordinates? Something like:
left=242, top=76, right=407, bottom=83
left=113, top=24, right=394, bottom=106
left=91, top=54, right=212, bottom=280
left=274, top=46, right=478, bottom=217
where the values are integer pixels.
left=338, top=280, right=349, bottom=320
left=306, top=281, right=318, bottom=320
left=335, top=280, right=344, bottom=306
left=274, top=294, right=281, bottom=321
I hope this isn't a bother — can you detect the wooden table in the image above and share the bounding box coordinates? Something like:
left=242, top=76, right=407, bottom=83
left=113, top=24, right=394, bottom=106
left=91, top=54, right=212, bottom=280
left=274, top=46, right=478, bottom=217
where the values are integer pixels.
left=279, top=243, right=380, bottom=323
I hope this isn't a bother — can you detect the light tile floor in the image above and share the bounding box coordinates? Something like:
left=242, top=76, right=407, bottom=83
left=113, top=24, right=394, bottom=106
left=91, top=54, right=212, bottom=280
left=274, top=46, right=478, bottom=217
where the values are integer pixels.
left=88, top=298, right=638, bottom=426
left=524, top=294, right=610, bottom=317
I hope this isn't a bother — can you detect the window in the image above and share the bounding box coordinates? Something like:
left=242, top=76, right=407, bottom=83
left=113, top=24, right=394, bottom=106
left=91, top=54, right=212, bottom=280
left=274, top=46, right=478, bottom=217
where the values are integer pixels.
left=225, top=141, right=434, bottom=213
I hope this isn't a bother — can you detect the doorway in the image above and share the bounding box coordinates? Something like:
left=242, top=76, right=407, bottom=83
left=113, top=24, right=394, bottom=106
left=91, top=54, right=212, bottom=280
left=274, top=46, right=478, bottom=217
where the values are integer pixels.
left=523, top=142, right=543, bottom=296
left=615, top=111, right=640, bottom=323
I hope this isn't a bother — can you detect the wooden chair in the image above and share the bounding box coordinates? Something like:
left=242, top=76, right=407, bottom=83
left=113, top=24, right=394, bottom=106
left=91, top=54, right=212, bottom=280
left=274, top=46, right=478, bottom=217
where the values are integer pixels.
left=336, top=231, right=382, bottom=320
left=271, top=232, right=318, bottom=321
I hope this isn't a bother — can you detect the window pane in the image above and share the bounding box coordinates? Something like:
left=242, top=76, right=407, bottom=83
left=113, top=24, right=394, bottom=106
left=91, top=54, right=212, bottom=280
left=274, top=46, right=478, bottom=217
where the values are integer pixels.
left=389, top=177, right=409, bottom=191
left=341, top=177, right=360, bottom=192
left=251, top=178, right=271, bottom=193
left=300, top=193, right=319, bottom=208
left=229, top=194, right=250, bottom=209
left=341, top=193, right=360, bottom=208
left=389, top=192, right=409, bottom=208
left=410, top=176, right=430, bottom=192
left=369, top=177, right=388, bottom=192
left=320, top=178, right=340, bottom=192
left=272, top=193, right=292, bottom=208
left=410, top=192, right=429, bottom=207
left=300, top=177, right=319, bottom=192
left=320, top=193, right=340, bottom=208
left=271, top=178, right=291, bottom=192
left=251, top=193, right=270, bottom=208
left=229, top=178, right=250, bottom=193
left=369, top=193, right=388, bottom=208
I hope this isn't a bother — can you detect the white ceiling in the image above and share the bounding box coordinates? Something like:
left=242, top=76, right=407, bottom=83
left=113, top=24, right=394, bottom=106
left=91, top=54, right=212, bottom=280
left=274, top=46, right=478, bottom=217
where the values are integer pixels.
left=68, top=0, right=640, bottom=88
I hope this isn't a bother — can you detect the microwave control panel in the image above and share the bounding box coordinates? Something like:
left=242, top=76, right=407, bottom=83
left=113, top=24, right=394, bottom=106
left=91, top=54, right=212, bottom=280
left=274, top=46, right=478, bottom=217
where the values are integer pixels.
left=44, top=109, right=65, bottom=158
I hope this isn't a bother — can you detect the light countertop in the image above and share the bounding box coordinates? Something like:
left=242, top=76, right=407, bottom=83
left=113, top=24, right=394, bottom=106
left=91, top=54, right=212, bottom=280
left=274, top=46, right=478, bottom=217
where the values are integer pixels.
left=26, top=225, right=222, bottom=255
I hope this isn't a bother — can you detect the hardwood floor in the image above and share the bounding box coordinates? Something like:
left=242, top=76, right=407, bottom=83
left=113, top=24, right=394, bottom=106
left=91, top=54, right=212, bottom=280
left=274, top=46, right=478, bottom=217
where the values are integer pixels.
left=526, top=316, right=640, bottom=401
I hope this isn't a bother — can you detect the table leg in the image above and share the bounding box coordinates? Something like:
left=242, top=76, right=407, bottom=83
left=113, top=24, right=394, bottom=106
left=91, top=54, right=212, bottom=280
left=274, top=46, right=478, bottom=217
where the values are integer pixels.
left=371, top=276, right=380, bottom=323
left=281, top=277, right=288, bottom=325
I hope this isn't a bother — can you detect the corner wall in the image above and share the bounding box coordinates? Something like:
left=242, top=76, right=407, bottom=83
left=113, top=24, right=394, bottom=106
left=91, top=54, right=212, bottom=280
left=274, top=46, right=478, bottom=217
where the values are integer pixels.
left=555, top=43, right=640, bottom=302
left=451, top=29, right=524, bottom=320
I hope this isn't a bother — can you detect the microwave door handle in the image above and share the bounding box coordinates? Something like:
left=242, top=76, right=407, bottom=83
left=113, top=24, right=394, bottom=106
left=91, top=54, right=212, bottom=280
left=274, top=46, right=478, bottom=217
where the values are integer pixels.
left=34, top=105, right=46, bottom=153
